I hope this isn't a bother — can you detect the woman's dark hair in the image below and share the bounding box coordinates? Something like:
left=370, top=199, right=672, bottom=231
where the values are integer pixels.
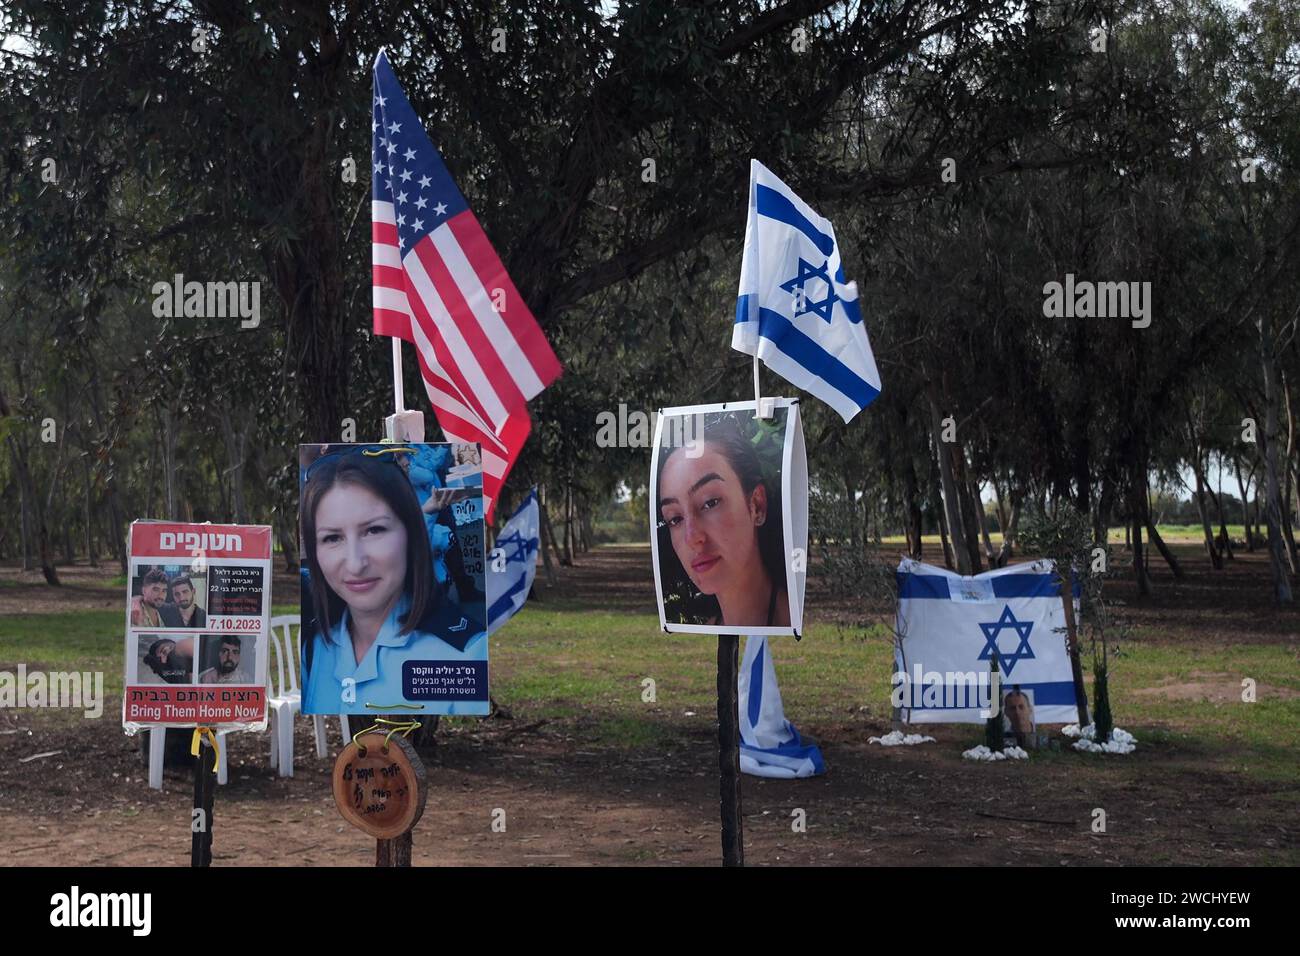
left=299, top=445, right=436, bottom=641
left=655, top=415, right=786, bottom=624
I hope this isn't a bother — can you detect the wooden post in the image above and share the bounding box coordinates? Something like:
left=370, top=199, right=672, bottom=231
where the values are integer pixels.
left=190, top=737, right=215, bottom=868
left=716, top=634, right=743, bottom=867
left=1060, top=576, right=1091, bottom=728
left=375, top=713, right=419, bottom=867
left=376, top=830, right=413, bottom=867
left=984, top=652, right=1002, bottom=752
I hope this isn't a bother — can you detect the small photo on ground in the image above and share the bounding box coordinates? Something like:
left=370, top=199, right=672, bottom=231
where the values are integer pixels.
left=1002, top=686, right=1037, bottom=746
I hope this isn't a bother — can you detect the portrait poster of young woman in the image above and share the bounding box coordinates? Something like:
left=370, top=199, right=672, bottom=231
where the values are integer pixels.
left=650, top=400, right=807, bottom=637
left=297, top=443, right=490, bottom=716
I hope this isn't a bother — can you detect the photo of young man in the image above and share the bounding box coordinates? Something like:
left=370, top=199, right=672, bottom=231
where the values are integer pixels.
left=199, top=635, right=252, bottom=684
left=168, top=574, right=207, bottom=628
left=130, top=569, right=171, bottom=628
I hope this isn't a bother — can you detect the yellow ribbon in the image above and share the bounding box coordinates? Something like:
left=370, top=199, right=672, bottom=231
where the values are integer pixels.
left=190, top=726, right=220, bottom=773
left=352, top=718, right=421, bottom=755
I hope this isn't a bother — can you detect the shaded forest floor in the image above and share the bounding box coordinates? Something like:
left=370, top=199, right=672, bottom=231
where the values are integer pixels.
left=1, top=541, right=1296, bottom=866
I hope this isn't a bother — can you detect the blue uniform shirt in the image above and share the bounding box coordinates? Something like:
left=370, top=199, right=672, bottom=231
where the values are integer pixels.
left=303, top=593, right=487, bottom=715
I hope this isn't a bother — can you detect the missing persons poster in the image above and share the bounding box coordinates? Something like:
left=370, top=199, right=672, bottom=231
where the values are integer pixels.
left=122, top=521, right=272, bottom=732
left=297, top=443, right=490, bottom=716
left=650, top=399, right=808, bottom=636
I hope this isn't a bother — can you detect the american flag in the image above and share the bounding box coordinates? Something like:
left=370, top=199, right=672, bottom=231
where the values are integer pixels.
left=371, top=50, right=561, bottom=520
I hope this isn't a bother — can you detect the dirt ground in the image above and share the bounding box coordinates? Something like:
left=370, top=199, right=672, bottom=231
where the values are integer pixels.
left=1, top=543, right=1297, bottom=866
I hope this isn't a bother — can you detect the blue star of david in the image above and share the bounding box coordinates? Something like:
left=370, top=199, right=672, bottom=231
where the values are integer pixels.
left=495, top=530, right=534, bottom=564
left=977, top=605, right=1035, bottom=676
left=779, top=257, right=838, bottom=322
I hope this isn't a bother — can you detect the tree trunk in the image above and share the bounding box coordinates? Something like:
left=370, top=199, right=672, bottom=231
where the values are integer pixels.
left=1130, top=510, right=1151, bottom=597
left=161, top=403, right=178, bottom=520
left=992, top=478, right=1009, bottom=542
left=1144, top=518, right=1184, bottom=579
left=219, top=404, right=248, bottom=524
left=1282, top=458, right=1299, bottom=574
left=275, top=511, right=299, bottom=573
left=536, top=489, right=558, bottom=585
left=902, top=455, right=923, bottom=560
left=109, top=490, right=128, bottom=575
left=143, top=439, right=158, bottom=519
left=996, top=495, right=1021, bottom=568
left=1092, top=474, right=1114, bottom=546
left=84, top=362, right=127, bottom=573
left=1126, top=453, right=1153, bottom=594
left=1234, top=455, right=1255, bottom=551
left=1286, top=371, right=1299, bottom=572
left=18, top=461, right=32, bottom=571
left=560, top=483, right=574, bottom=567
left=1190, top=451, right=1223, bottom=570
left=81, top=451, right=97, bottom=566
left=0, top=383, right=58, bottom=584
left=1059, top=578, right=1090, bottom=728
left=5, top=438, right=59, bottom=585
left=1259, top=312, right=1294, bottom=602
left=971, top=478, right=996, bottom=566
left=1208, top=464, right=1234, bottom=560
left=953, top=449, right=984, bottom=572
left=928, top=389, right=971, bottom=574
left=935, top=494, right=954, bottom=570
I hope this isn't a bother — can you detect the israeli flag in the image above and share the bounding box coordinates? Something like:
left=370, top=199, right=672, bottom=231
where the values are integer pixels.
left=733, top=159, right=882, bottom=423
left=738, top=636, right=826, bottom=778
left=486, top=489, right=540, bottom=635
left=894, top=559, right=1081, bottom=724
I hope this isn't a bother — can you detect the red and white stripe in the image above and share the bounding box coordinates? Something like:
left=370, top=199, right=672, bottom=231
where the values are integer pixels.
left=372, top=200, right=559, bottom=518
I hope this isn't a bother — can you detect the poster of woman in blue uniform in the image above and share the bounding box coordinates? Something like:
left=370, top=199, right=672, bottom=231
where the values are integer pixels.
left=298, top=443, right=489, bottom=715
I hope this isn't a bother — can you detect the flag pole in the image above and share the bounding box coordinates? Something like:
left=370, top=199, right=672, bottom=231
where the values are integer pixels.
left=392, top=338, right=406, bottom=415
left=717, top=632, right=744, bottom=866
left=752, top=355, right=772, bottom=418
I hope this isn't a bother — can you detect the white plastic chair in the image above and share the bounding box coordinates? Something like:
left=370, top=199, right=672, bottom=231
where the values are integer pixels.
left=268, top=615, right=351, bottom=775
left=146, top=616, right=348, bottom=787
left=147, top=726, right=229, bottom=789
left=267, top=615, right=303, bottom=777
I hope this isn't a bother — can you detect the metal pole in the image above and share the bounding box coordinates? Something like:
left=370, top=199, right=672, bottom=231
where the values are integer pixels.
left=391, top=338, right=406, bottom=414
left=717, top=634, right=744, bottom=867
left=190, top=737, right=215, bottom=868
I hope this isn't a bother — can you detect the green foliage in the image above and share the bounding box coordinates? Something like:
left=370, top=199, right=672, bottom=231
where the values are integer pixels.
left=0, top=0, right=1297, bottom=602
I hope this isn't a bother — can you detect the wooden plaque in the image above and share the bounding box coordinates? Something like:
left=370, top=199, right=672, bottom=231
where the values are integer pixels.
left=332, top=732, right=428, bottom=840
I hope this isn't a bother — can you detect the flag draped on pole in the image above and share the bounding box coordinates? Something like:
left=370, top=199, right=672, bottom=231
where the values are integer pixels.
left=733, top=159, right=881, bottom=422
left=738, top=635, right=826, bottom=778
left=485, top=489, right=540, bottom=635
left=894, top=558, right=1082, bottom=725
left=371, top=50, right=562, bottom=519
